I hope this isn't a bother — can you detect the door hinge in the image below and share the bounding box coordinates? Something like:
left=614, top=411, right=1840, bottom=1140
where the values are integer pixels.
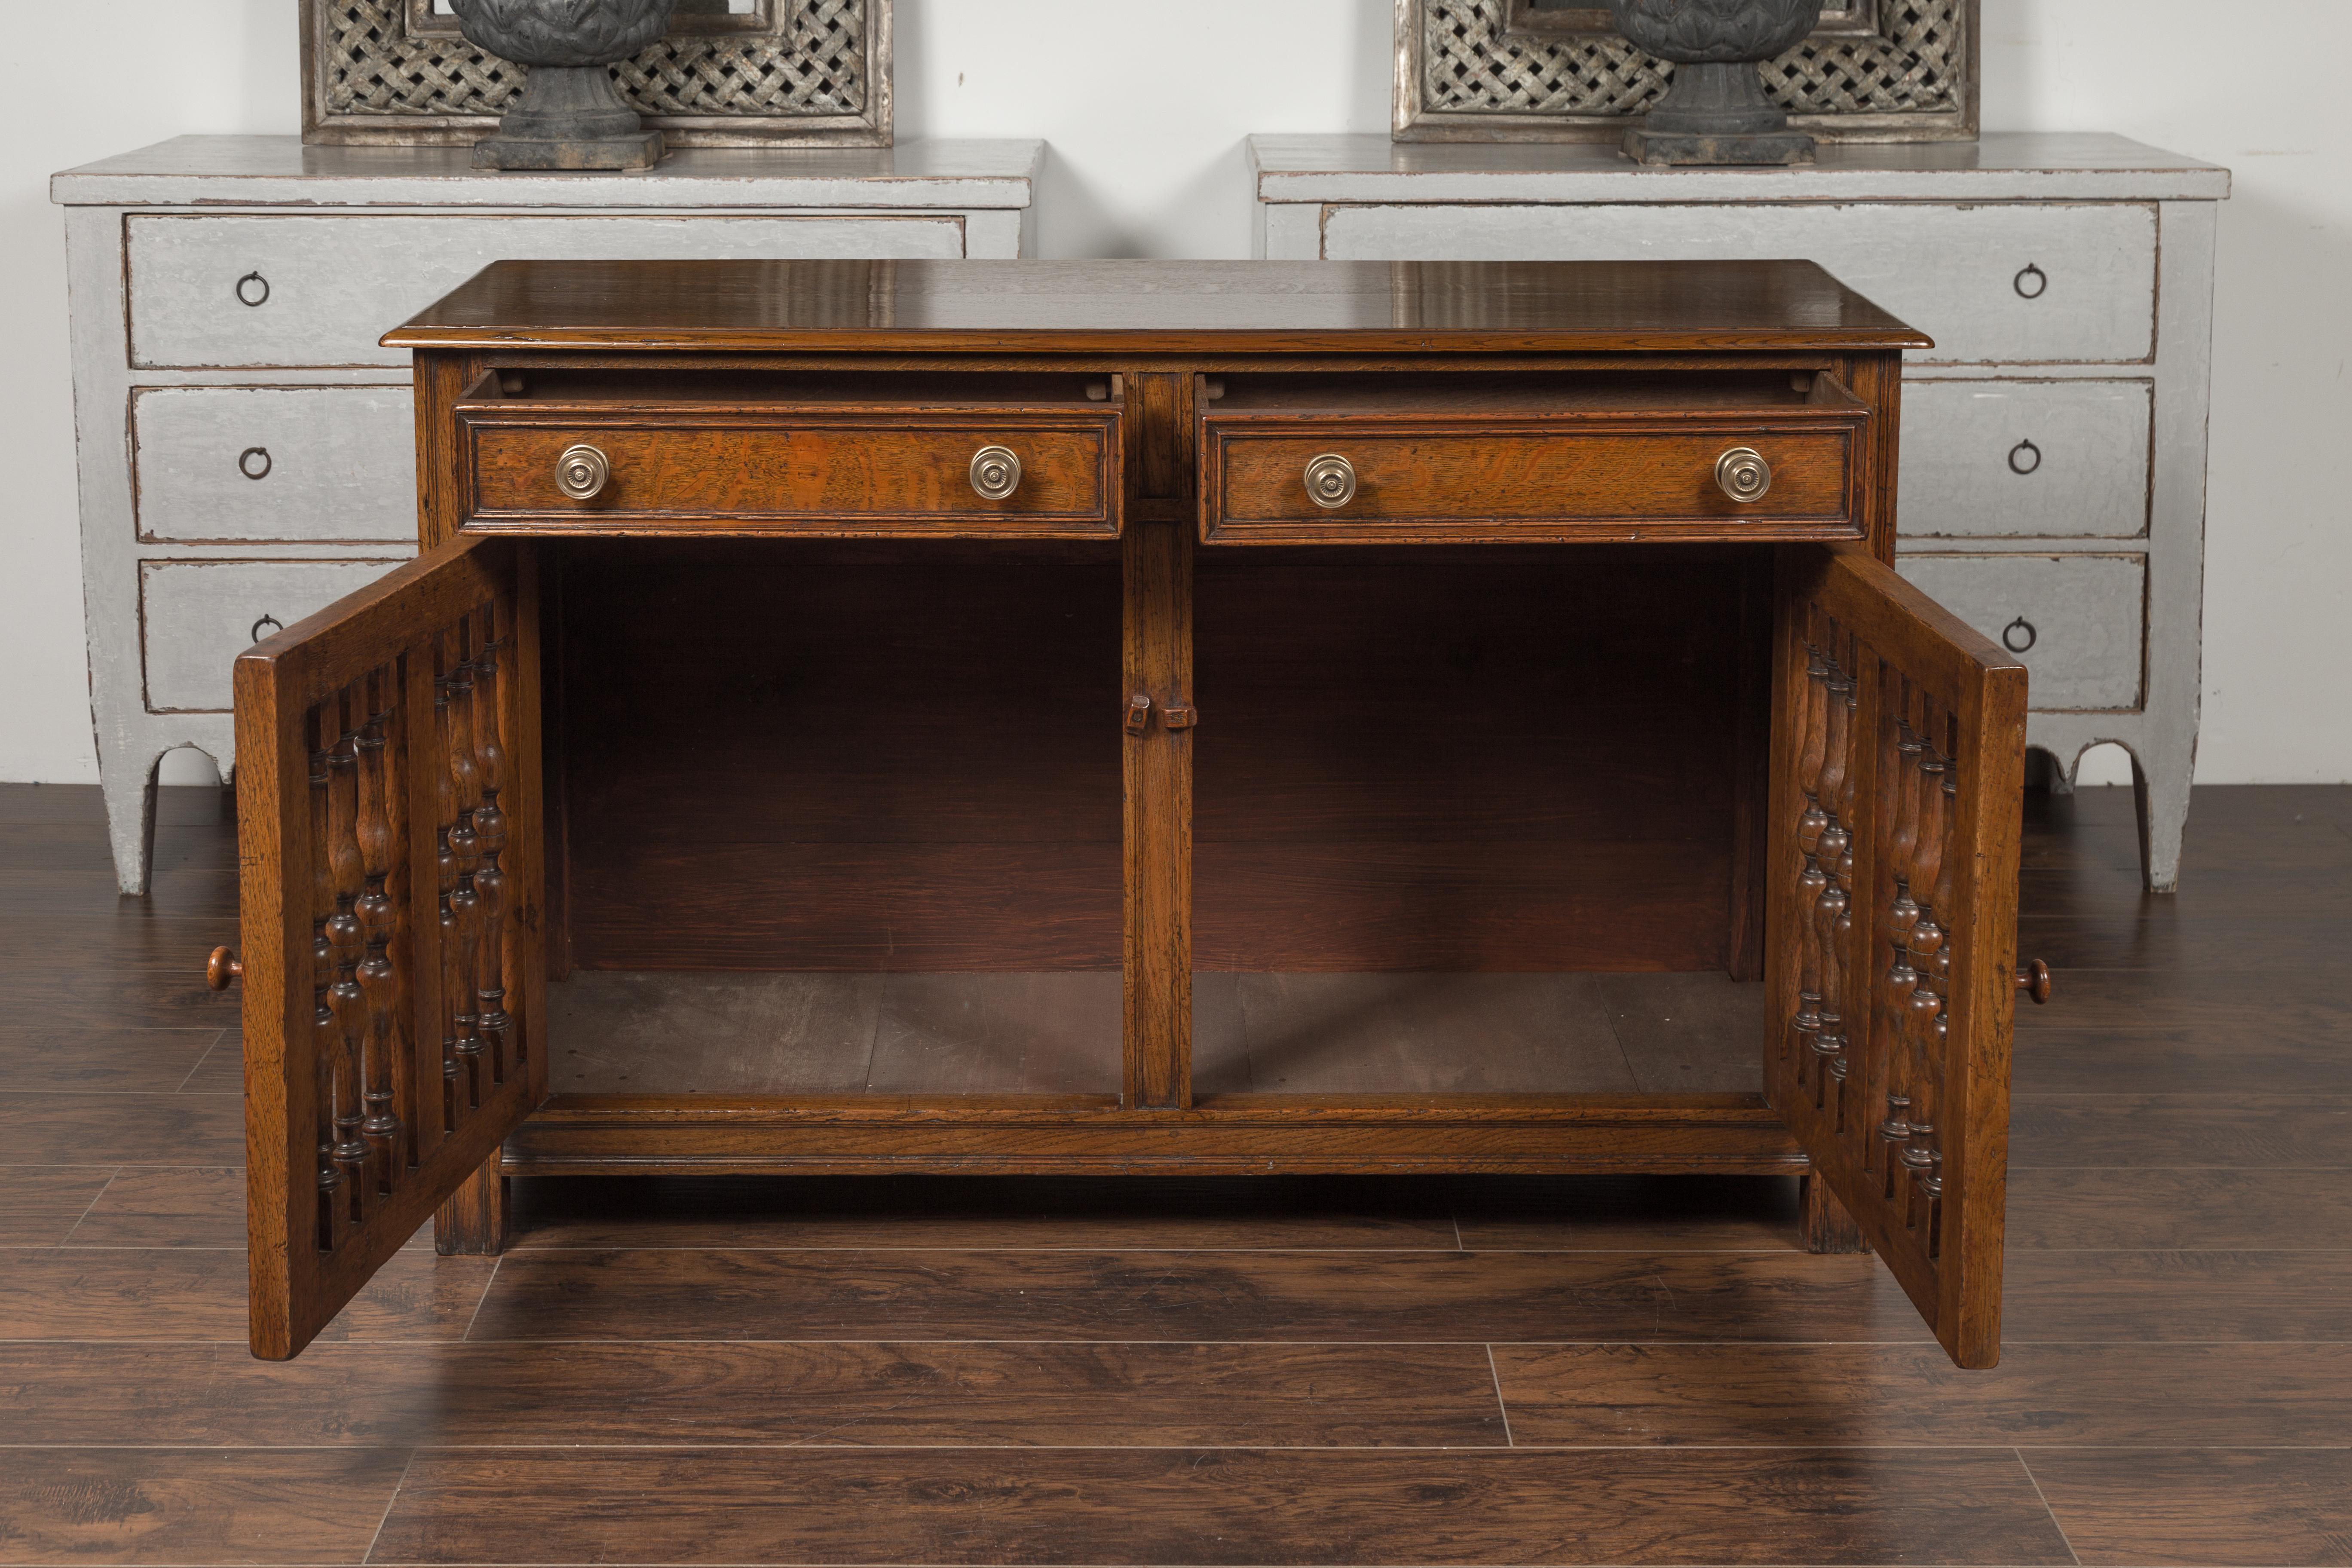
left=1123, top=695, right=1198, bottom=734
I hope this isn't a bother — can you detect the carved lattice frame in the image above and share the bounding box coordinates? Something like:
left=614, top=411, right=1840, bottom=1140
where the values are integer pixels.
left=300, top=0, right=891, bottom=147
left=1394, top=0, right=1978, bottom=143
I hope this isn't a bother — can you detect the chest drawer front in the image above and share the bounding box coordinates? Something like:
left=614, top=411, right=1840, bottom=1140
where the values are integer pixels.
left=133, top=386, right=417, bottom=543
left=1899, top=380, right=2152, bottom=539
left=139, top=557, right=410, bottom=713
left=462, top=412, right=1122, bottom=537
left=1319, top=203, right=2158, bottom=366
left=126, top=214, right=969, bottom=371
left=1201, top=420, right=1863, bottom=545
left=1897, top=552, right=2146, bottom=711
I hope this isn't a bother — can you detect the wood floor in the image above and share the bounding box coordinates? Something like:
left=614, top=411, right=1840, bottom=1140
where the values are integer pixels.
left=3, top=780, right=2349, bottom=1565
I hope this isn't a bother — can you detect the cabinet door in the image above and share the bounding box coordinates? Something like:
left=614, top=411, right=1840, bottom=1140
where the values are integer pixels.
left=234, top=535, right=544, bottom=1360
left=1768, top=545, right=2028, bottom=1369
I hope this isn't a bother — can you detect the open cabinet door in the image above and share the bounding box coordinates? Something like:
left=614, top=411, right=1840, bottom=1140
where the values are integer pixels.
left=1769, top=545, right=2029, bottom=1369
left=233, top=535, right=544, bottom=1360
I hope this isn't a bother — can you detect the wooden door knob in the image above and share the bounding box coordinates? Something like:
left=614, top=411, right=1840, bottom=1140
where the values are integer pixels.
left=2015, top=959, right=2052, bottom=1004
left=206, top=946, right=244, bottom=991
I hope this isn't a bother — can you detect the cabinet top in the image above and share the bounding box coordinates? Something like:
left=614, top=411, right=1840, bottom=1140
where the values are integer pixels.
left=1249, top=132, right=2231, bottom=205
left=382, top=258, right=1933, bottom=355
left=50, top=135, right=1043, bottom=211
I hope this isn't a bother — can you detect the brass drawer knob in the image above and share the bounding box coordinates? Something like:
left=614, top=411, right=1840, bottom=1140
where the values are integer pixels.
left=555, top=443, right=610, bottom=502
left=1715, top=447, right=1772, bottom=504
left=1304, top=453, right=1356, bottom=509
left=970, top=445, right=1021, bottom=500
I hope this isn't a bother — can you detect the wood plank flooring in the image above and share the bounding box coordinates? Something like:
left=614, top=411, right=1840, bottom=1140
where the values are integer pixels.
left=2, top=781, right=2348, bottom=1565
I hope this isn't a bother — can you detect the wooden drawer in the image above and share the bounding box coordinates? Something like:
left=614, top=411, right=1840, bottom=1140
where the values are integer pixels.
left=1319, top=202, right=2158, bottom=365
left=125, top=214, right=968, bottom=370
left=456, top=389, right=1123, bottom=538
left=1899, top=380, right=2152, bottom=539
left=1896, top=552, right=2146, bottom=712
left=1198, top=374, right=1870, bottom=545
left=132, top=386, right=416, bottom=544
left=139, top=557, right=409, bottom=713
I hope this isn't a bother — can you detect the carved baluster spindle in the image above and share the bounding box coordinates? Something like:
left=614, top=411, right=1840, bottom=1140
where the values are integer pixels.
left=1827, top=655, right=1864, bottom=1129
left=471, top=612, right=511, bottom=1083
left=1912, top=753, right=1965, bottom=1257
left=381, top=655, right=416, bottom=1172
left=446, top=627, right=484, bottom=1109
left=1809, top=648, right=1856, bottom=1113
left=1790, top=632, right=1832, bottom=1074
left=433, top=655, right=460, bottom=1133
left=306, top=717, right=341, bottom=1251
left=1877, top=689, right=1925, bottom=1192
left=1900, top=735, right=1954, bottom=1234
left=322, top=689, right=370, bottom=1221
left=353, top=668, right=403, bottom=1195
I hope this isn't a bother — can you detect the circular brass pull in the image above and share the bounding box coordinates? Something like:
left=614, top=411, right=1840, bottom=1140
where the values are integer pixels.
left=2003, top=616, right=2038, bottom=653
left=251, top=615, right=282, bottom=644
left=969, top=445, right=1021, bottom=500
left=2014, top=263, right=2049, bottom=300
left=555, top=443, right=609, bottom=502
left=238, top=447, right=272, bottom=481
left=205, top=946, right=244, bottom=991
left=1715, top=447, right=1772, bottom=504
left=2016, top=959, right=2053, bottom=1005
left=1303, top=453, right=1356, bottom=509
left=2009, top=439, right=2043, bottom=476
left=234, top=271, right=270, bottom=308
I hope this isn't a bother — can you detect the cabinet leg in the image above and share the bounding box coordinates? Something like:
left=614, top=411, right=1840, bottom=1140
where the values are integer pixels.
left=99, top=747, right=163, bottom=897
left=434, top=1149, right=512, bottom=1255
left=2130, top=750, right=2190, bottom=894
left=1799, top=1172, right=1869, bottom=1254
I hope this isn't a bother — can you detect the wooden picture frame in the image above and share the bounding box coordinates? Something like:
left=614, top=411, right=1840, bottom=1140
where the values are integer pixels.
left=301, top=0, right=891, bottom=147
left=1395, top=0, right=1978, bottom=144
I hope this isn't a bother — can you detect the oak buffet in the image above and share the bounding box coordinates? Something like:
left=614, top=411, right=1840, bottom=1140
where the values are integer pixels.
left=206, top=259, right=2044, bottom=1368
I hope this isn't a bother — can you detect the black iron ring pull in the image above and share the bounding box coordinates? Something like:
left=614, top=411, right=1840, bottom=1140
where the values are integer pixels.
left=235, top=271, right=270, bottom=307
left=2008, top=438, right=2042, bottom=476
left=238, top=446, right=272, bottom=481
left=2014, top=263, right=2048, bottom=300
left=251, top=615, right=282, bottom=643
left=2003, top=616, right=2038, bottom=653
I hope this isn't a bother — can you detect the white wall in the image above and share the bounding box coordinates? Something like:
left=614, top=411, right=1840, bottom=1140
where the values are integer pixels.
left=3, top=0, right=2346, bottom=784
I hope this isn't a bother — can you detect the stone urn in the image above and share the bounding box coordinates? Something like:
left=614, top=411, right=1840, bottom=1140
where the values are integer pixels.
left=449, top=0, right=677, bottom=171
left=1610, top=0, right=1825, bottom=167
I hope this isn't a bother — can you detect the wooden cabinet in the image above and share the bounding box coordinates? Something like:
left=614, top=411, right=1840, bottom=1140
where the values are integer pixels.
left=212, top=258, right=2036, bottom=1372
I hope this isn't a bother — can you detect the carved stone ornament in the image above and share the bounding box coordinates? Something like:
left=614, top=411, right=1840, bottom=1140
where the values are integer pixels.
left=300, top=0, right=891, bottom=147
left=1393, top=0, right=1978, bottom=143
left=449, top=0, right=677, bottom=169
left=1611, top=0, right=1825, bottom=165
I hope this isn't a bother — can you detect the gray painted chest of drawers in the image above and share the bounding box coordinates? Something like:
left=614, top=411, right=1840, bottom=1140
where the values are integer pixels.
left=52, top=135, right=1043, bottom=894
left=1249, top=132, right=2229, bottom=891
